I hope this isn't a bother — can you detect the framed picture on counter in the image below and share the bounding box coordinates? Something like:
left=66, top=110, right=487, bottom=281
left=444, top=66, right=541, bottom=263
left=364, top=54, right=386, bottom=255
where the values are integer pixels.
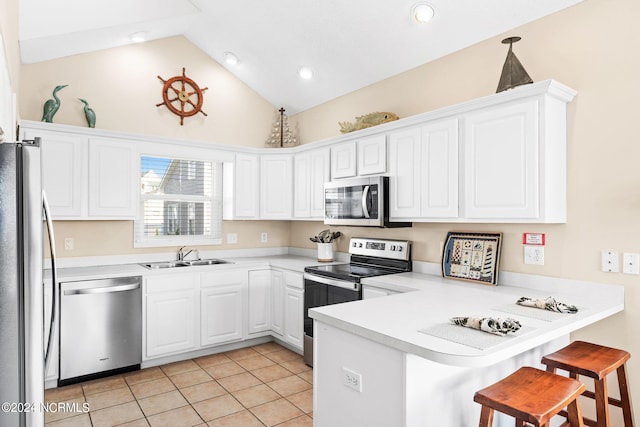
left=442, top=232, right=503, bottom=285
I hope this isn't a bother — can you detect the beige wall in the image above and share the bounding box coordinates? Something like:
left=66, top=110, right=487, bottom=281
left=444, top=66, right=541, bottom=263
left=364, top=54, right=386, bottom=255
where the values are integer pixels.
left=291, top=0, right=639, bottom=418
left=20, top=35, right=288, bottom=257
left=1, top=0, right=20, bottom=128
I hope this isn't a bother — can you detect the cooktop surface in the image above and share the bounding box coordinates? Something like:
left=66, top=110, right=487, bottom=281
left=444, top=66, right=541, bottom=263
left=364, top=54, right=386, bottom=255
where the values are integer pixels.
left=304, top=263, right=400, bottom=281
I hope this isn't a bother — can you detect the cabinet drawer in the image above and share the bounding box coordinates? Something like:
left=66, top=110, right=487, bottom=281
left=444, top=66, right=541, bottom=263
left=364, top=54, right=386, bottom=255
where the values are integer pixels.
left=144, top=274, right=199, bottom=293
left=201, top=269, right=246, bottom=287
left=283, top=270, right=303, bottom=290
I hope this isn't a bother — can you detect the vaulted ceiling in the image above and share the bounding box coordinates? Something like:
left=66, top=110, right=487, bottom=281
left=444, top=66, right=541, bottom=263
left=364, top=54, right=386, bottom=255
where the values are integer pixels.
left=18, top=0, right=583, bottom=114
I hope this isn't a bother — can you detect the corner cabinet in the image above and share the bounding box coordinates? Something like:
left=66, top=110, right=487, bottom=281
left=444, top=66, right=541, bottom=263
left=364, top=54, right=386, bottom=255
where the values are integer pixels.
left=460, top=85, right=573, bottom=222
left=20, top=122, right=138, bottom=220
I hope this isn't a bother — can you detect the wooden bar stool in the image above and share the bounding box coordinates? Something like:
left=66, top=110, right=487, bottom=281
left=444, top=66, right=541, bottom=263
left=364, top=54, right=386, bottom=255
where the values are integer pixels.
left=474, top=366, right=586, bottom=426
left=541, top=340, right=634, bottom=427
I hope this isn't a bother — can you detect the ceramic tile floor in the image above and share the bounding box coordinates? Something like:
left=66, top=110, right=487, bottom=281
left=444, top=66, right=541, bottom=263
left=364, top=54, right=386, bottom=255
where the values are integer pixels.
left=44, top=342, right=313, bottom=427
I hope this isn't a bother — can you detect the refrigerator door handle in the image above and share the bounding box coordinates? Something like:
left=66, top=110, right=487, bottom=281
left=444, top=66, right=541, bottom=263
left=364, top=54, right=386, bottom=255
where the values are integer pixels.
left=43, top=191, right=57, bottom=371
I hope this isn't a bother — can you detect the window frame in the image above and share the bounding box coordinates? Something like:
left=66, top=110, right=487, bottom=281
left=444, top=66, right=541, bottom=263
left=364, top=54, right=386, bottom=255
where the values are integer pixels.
left=134, top=144, right=226, bottom=248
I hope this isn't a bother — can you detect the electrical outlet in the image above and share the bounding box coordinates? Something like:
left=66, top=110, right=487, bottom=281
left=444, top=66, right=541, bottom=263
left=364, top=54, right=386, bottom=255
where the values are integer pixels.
left=260, top=232, right=268, bottom=243
left=227, top=233, right=238, bottom=244
left=623, top=253, right=640, bottom=275
left=342, top=367, right=362, bottom=392
left=524, top=245, right=544, bottom=265
left=64, top=237, right=74, bottom=251
left=601, top=250, right=619, bottom=273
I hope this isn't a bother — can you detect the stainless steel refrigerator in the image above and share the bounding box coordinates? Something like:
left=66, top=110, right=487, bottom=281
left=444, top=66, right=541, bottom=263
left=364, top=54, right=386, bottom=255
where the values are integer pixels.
left=0, top=140, right=57, bottom=426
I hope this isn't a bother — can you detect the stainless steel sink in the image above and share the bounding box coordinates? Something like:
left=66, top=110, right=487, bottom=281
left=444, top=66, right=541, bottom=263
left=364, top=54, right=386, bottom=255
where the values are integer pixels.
left=140, top=259, right=231, bottom=269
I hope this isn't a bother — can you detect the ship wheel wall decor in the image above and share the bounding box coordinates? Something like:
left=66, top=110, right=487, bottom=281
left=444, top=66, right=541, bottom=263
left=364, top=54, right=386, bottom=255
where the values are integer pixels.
left=156, top=67, right=208, bottom=125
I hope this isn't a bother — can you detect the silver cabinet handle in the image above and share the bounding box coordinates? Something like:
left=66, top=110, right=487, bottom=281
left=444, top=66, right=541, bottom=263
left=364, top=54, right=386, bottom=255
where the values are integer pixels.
left=362, top=185, right=371, bottom=218
left=64, top=283, right=140, bottom=296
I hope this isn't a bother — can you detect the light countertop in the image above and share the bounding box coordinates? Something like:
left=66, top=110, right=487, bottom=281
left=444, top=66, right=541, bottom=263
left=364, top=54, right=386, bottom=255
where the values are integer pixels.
left=310, top=272, right=624, bottom=367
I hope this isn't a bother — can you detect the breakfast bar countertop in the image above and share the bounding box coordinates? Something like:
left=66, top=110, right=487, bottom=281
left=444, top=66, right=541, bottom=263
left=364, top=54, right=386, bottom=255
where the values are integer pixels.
left=309, top=272, right=624, bottom=367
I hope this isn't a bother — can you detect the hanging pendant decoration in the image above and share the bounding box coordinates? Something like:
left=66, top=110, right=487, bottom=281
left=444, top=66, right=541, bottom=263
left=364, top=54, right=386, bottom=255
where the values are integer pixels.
left=156, top=68, right=208, bottom=125
left=496, top=37, right=533, bottom=93
left=265, top=107, right=298, bottom=147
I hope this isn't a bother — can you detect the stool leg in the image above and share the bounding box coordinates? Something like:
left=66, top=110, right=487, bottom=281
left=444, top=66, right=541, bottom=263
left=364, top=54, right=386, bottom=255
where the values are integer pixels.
left=617, top=364, right=634, bottom=427
left=566, top=399, right=585, bottom=427
left=594, top=378, right=610, bottom=427
left=478, top=405, right=494, bottom=427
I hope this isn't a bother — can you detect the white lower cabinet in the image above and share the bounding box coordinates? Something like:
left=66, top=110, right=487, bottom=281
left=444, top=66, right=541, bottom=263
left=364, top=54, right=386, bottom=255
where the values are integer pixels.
left=144, top=273, right=200, bottom=359
left=248, top=269, right=272, bottom=335
left=143, top=265, right=305, bottom=361
left=284, top=280, right=304, bottom=349
left=270, top=270, right=285, bottom=336
left=200, top=270, right=245, bottom=347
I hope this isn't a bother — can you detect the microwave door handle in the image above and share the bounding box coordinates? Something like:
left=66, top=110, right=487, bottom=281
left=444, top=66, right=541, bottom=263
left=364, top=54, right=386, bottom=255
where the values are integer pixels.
left=362, top=185, right=371, bottom=218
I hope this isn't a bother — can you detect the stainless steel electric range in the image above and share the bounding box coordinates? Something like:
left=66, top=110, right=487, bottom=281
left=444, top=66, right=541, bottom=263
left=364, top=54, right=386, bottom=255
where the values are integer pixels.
left=302, top=237, right=412, bottom=366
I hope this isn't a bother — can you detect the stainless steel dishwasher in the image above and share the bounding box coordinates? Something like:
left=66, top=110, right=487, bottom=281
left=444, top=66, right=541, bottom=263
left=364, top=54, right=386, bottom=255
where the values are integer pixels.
left=59, top=276, right=142, bottom=385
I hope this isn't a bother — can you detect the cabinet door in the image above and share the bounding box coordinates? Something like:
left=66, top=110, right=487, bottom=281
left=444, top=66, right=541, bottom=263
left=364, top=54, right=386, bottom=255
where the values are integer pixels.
left=357, top=134, right=387, bottom=176
left=388, top=127, right=422, bottom=218
left=145, top=277, right=199, bottom=359
left=420, top=119, right=458, bottom=218
left=331, top=141, right=357, bottom=179
left=248, top=270, right=271, bottom=335
left=284, top=287, right=303, bottom=350
left=271, top=270, right=284, bottom=336
left=234, top=153, right=260, bottom=218
left=260, top=154, right=293, bottom=219
left=201, top=284, right=243, bottom=346
left=293, top=153, right=311, bottom=218
left=294, top=148, right=330, bottom=218
left=463, top=100, right=539, bottom=219
left=23, top=128, right=85, bottom=218
left=88, top=137, right=138, bottom=218
left=310, top=148, right=331, bottom=217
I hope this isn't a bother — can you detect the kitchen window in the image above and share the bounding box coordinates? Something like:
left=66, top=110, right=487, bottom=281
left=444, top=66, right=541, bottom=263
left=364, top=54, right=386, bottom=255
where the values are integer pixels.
left=135, top=155, right=223, bottom=247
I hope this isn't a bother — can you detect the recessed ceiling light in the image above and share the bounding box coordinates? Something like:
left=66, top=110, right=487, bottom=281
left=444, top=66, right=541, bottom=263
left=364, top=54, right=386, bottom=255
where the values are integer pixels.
left=412, top=3, right=435, bottom=23
left=223, top=52, right=239, bottom=65
left=297, top=66, right=314, bottom=80
left=129, top=31, right=147, bottom=43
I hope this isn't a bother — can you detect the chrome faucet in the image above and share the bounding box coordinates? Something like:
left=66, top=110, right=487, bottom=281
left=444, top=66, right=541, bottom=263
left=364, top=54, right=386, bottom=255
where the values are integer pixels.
left=177, top=246, right=193, bottom=261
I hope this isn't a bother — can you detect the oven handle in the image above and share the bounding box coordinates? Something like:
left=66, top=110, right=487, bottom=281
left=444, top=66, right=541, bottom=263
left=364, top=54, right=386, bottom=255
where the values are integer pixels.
left=304, top=273, right=361, bottom=291
left=362, top=185, right=371, bottom=219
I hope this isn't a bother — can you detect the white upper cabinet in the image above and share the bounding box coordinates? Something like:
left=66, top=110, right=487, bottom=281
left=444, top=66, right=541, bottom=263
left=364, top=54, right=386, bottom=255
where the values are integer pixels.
left=21, top=124, right=137, bottom=220
left=233, top=153, right=260, bottom=219
left=459, top=89, right=572, bottom=223
left=88, top=137, right=138, bottom=218
left=294, top=147, right=330, bottom=219
left=389, top=119, right=458, bottom=220
left=357, top=134, right=387, bottom=176
left=260, top=154, right=293, bottom=219
left=331, top=141, right=357, bottom=178
left=331, top=135, right=387, bottom=179
left=462, top=100, right=538, bottom=219
left=23, top=128, right=85, bottom=218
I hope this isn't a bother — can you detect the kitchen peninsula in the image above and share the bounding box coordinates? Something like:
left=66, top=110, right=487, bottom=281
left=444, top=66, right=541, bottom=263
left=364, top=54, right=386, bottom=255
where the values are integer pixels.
left=309, top=273, right=624, bottom=426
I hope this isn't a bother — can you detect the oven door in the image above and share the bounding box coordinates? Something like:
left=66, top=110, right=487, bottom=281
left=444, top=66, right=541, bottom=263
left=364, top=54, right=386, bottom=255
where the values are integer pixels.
left=303, top=273, right=361, bottom=366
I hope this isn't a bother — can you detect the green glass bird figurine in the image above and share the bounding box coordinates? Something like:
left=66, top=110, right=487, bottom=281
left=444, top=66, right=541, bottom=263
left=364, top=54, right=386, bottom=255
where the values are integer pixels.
left=41, top=85, right=68, bottom=122
left=79, top=98, right=96, bottom=128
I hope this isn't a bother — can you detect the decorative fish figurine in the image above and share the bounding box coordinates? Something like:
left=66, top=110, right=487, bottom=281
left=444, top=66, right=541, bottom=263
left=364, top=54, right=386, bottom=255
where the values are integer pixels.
left=338, top=112, right=399, bottom=134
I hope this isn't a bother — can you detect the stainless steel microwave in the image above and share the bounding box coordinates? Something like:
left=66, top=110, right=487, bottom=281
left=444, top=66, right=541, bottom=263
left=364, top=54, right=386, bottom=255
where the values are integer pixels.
left=324, top=176, right=411, bottom=228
